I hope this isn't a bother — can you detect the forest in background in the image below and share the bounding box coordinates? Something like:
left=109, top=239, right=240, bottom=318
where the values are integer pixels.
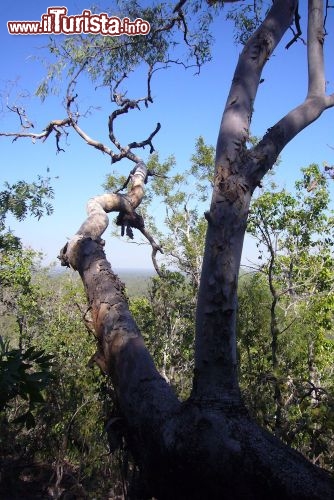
left=1, top=154, right=333, bottom=498
left=1, top=1, right=334, bottom=497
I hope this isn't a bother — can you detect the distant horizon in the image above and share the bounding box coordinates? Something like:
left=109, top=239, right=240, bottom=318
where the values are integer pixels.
left=1, top=2, right=333, bottom=271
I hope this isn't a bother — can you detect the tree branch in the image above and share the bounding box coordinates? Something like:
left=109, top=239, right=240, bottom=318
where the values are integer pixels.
left=2, top=55, right=162, bottom=164
left=59, top=161, right=160, bottom=271
left=6, top=104, right=34, bottom=129
left=216, top=0, right=299, bottom=166
left=285, top=3, right=304, bottom=49
left=60, top=237, right=180, bottom=451
left=108, top=90, right=161, bottom=164
left=193, top=1, right=299, bottom=401
left=249, top=0, right=334, bottom=186
left=0, top=117, right=71, bottom=152
left=128, top=122, right=161, bottom=154
left=307, top=0, right=327, bottom=97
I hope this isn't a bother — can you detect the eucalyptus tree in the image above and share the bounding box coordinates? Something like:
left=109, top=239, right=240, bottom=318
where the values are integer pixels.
left=1, top=1, right=334, bottom=498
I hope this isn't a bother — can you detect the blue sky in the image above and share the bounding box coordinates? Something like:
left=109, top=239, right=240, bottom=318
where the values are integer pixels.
left=1, top=1, right=333, bottom=270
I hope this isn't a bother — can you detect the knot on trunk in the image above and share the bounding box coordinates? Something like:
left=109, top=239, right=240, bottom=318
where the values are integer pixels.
left=58, top=235, right=105, bottom=270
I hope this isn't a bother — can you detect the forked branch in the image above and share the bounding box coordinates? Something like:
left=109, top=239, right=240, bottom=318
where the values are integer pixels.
left=285, top=2, right=304, bottom=49
left=0, top=116, right=71, bottom=152
left=216, top=0, right=299, bottom=167
left=1, top=58, right=162, bottom=165
left=64, top=62, right=161, bottom=164
left=249, top=0, right=334, bottom=187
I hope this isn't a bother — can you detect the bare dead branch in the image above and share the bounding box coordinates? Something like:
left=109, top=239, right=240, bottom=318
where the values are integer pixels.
left=63, top=63, right=149, bottom=162
left=137, top=226, right=164, bottom=277
left=173, top=0, right=188, bottom=13
left=65, top=60, right=115, bottom=156
left=75, top=302, right=97, bottom=336
left=115, top=203, right=164, bottom=275
left=324, top=0, right=334, bottom=34
left=1, top=62, right=111, bottom=155
left=175, top=9, right=204, bottom=72
left=277, top=317, right=297, bottom=336
left=162, top=58, right=198, bottom=71
left=128, top=122, right=161, bottom=154
left=111, top=72, right=128, bottom=100
left=66, top=107, right=114, bottom=156
left=0, top=117, right=71, bottom=151
left=285, top=3, right=305, bottom=49
left=108, top=87, right=161, bottom=164
left=55, top=128, right=65, bottom=153
left=1, top=18, right=186, bottom=164
left=145, top=65, right=155, bottom=107
left=6, top=104, right=34, bottom=129
left=154, top=14, right=182, bottom=34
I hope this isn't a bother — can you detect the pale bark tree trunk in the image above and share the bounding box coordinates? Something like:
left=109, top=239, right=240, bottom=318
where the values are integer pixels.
left=60, top=0, right=334, bottom=498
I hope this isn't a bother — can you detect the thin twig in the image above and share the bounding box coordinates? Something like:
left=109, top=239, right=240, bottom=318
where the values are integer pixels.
left=324, top=0, right=334, bottom=34
left=0, top=117, right=71, bottom=152
left=6, top=105, right=34, bottom=129
left=137, top=225, right=164, bottom=277
left=285, top=3, right=304, bottom=49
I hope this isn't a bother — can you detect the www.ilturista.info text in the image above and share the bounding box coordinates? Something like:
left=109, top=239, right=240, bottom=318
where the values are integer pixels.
left=7, top=7, right=151, bottom=36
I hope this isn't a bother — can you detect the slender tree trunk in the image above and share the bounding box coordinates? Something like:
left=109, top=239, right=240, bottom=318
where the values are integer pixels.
left=193, top=176, right=251, bottom=402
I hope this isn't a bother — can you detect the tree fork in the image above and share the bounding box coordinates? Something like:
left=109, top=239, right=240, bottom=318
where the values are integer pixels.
left=55, top=0, right=334, bottom=497
left=59, top=235, right=334, bottom=500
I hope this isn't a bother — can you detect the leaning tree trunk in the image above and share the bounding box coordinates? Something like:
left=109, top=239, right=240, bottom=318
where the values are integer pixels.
left=60, top=0, right=334, bottom=498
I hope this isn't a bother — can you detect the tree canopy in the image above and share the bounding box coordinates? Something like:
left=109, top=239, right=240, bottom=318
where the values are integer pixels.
left=1, top=1, right=334, bottom=498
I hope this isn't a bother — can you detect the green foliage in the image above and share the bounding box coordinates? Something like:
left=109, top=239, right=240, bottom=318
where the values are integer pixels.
left=238, top=273, right=334, bottom=470
left=0, top=249, right=50, bottom=430
left=0, top=256, right=121, bottom=497
left=248, top=164, right=334, bottom=315
left=0, top=337, right=53, bottom=428
left=237, top=272, right=274, bottom=419
left=0, top=247, right=37, bottom=290
left=105, top=138, right=214, bottom=287
left=131, top=271, right=196, bottom=398
left=27, top=271, right=121, bottom=496
left=0, top=176, right=54, bottom=251
left=226, top=1, right=269, bottom=45
left=0, top=177, right=54, bottom=222
left=0, top=248, right=44, bottom=350
left=239, top=164, right=334, bottom=469
left=36, top=2, right=216, bottom=101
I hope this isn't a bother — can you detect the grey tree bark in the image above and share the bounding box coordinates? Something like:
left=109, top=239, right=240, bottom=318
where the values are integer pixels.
left=60, top=1, right=334, bottom=498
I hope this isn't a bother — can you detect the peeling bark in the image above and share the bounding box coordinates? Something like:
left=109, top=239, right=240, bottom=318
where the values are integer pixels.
left=59, top=0, right=334, bottom=497
left=60, top=235, right=334, bottom=499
